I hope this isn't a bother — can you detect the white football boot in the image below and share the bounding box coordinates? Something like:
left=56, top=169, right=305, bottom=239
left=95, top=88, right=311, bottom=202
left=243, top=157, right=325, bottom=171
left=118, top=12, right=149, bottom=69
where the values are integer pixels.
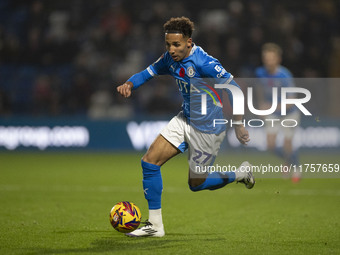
left=237, top=161, right=255, bottom=189
left=125, top=220, right=165, bottom=237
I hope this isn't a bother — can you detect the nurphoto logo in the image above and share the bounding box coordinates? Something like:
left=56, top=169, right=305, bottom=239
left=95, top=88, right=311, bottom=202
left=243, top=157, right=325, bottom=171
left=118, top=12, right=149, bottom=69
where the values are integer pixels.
left=199, top=82, right=312, bottom=128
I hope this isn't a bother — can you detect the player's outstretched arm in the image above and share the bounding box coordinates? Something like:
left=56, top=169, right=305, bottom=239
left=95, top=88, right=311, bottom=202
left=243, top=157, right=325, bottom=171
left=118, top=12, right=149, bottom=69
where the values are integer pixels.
left=116, top=66, right=156, bottom=98
left=117, top=81, right=133, bottom=98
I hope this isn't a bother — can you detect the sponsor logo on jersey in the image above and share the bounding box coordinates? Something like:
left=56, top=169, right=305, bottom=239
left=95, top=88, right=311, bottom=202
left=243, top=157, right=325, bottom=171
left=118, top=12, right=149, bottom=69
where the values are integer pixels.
left=214, top=65, right=227, bottom=78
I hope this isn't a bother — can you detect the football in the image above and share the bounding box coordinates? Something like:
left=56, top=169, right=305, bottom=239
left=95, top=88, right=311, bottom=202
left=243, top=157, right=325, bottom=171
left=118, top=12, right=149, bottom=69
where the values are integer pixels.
left=109, top=201, right=142, bottom=233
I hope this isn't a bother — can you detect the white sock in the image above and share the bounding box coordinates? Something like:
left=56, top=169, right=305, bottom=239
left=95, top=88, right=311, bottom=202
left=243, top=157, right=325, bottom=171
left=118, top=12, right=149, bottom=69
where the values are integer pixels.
left=234, top=167, right=246, bottom=181
left=149, top=209, right=163, bottom=228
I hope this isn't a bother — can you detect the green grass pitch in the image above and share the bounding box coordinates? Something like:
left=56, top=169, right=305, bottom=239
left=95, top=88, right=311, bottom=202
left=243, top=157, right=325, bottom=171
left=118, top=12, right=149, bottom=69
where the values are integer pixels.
left=0, top=152, right=339, bottom=255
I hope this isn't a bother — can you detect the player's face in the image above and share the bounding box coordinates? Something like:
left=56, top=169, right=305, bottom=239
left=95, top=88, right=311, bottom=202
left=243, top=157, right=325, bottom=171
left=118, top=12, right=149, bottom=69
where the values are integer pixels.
left=262, top=51, right=281, bottom=73
left=165, top=33, right=192, bottom=62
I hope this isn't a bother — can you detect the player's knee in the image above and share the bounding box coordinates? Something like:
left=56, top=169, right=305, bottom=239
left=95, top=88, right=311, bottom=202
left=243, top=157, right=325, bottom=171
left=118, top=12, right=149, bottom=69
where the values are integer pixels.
left=142, top=153, right=159, bottom=166
left=142, top=154, right=152, bottom=164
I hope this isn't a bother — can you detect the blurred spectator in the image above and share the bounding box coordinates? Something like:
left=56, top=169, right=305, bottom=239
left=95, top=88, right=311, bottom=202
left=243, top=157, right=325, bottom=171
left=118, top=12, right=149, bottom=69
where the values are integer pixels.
left=67, top=73, right=93, bottom=115
left=0, top=88, right=11, bottom=115
left=88, top=89, right=113, bottom=119
left=32, top=74, right=54, bottom=115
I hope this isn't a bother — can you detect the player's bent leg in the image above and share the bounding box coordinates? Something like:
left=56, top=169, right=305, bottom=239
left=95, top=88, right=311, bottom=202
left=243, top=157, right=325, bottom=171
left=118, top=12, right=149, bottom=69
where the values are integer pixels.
left=188, top=161, right=255, bottom=191
left=186, top=129, right=254, bottom=191
left=188, top=170, right=233, bottom=191
left=188, top=168, right=236, bottom=191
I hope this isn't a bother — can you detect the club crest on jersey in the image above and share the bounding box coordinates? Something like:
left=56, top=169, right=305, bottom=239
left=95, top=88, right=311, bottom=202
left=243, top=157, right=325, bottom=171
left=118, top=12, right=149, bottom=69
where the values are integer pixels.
left=187, top=66, right=195, bottom=77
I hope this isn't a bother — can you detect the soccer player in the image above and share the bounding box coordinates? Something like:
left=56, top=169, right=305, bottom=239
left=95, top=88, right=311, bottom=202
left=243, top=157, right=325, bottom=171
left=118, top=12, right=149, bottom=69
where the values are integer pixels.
left=255, top=43, right=301, bottom=182
left=117, top=17, right=255, bottom=237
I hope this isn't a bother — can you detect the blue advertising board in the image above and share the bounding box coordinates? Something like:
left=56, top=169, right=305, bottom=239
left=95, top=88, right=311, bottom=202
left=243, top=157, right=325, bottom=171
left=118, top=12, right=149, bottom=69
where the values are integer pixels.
left=0, top=117, right=339, bottom=151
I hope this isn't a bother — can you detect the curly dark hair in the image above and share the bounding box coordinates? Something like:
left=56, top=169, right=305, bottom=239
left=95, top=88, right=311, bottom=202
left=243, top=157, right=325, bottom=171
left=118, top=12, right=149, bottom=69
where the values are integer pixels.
left=163, top=16, right=194, bottom=38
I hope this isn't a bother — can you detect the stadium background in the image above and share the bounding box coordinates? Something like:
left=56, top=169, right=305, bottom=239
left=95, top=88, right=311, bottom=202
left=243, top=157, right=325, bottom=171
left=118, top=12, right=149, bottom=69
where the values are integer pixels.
left=0, top=0, right=339, bottom=152
left=1, top=1, right=340, bottom=254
